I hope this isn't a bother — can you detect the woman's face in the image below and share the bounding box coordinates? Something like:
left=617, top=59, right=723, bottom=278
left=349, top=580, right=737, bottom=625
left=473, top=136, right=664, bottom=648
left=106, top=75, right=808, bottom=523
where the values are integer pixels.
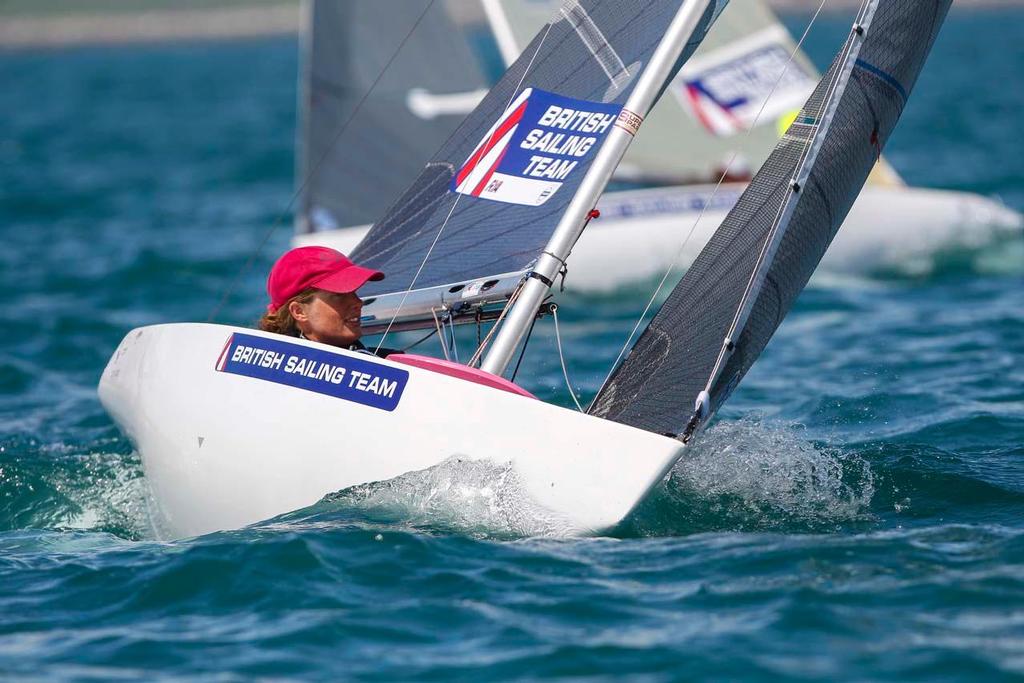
left=290, top=290, right=364, bottom=347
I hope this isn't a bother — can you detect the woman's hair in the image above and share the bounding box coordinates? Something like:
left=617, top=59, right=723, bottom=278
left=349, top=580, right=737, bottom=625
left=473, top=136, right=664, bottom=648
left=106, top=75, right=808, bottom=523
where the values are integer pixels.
left=258, top=288, right=317, bottom=337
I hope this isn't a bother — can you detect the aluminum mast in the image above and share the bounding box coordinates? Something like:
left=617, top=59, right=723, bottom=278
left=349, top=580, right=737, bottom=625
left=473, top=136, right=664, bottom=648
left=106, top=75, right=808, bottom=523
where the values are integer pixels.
left=480, top=0, right=718, bottom=376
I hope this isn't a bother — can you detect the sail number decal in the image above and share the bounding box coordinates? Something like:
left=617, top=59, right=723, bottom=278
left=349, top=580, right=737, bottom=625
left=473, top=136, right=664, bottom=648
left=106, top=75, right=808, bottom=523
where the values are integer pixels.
left=452, top=87, right=622, bottom=206
left=216, top=333, right=408, bottom=411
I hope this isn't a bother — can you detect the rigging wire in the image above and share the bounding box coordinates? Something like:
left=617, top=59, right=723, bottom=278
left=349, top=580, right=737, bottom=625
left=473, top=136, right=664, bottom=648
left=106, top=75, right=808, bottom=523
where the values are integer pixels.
left=373, top=22, right=555, bottom=356
left=432, top=308, right=451, bottom=361
left=206, top=0, right=440, bottom=324
left=591, top=0, right=833, bottom=406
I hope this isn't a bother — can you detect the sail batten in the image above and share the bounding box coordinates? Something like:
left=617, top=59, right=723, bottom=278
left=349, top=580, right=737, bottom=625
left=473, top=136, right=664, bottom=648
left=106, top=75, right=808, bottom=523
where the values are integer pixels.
left=591, top=0, right=953, bottom=437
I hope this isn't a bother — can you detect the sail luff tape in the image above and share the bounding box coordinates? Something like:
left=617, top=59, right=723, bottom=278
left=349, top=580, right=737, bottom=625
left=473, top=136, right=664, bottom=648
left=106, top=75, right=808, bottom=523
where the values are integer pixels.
left=614, top=109, right=644, bottom=136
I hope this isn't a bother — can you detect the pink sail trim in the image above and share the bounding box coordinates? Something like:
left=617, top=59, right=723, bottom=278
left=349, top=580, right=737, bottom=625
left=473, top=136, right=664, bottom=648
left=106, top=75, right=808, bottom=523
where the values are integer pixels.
left=389, top=353, right=537, bottom=399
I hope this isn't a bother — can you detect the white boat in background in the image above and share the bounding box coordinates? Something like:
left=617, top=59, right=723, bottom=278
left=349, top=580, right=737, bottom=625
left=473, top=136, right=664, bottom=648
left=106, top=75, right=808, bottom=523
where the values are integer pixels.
left=103, top=0, right=954, bottom=539
left=293, top=0, right=1020, bottom=284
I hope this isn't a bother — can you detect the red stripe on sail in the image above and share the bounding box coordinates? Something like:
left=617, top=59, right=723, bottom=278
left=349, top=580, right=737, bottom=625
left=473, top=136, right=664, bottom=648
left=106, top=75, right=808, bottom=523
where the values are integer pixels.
left=455, top=99, right=528, bottom=188
left=687, top=84, right=743, bottom=134
left=686, top=85, right=716, bottom=134
left=471, top=145, right=511, bottom=197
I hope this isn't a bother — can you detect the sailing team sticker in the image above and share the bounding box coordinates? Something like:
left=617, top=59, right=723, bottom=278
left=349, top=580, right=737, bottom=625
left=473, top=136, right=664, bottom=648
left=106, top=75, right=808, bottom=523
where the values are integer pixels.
left=215, top=333, right=408, bottom=411
left=452, top=87, right=622, bottom=206
left=673, top=27, right=816, bottom=137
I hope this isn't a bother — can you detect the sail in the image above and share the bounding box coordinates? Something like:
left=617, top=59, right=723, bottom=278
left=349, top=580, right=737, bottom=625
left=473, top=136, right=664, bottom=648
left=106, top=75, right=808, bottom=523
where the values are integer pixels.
left=297, top=1, right=490, bottom=234
left=590, top=0, right=952, bottom=436
left=493, top=0, right=902, bottom=185
left=352, top=0, right=725, bottom=313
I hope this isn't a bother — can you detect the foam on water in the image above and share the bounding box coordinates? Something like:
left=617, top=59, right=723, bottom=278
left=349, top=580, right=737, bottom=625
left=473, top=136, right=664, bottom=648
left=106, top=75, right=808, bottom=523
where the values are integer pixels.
left=265, top=420, right=878, bottom=541
left=0, top=438, right=158, bottom=540
left=306, top=457, right=585, bottom=539
left=626, top=419, right=876, bottom=536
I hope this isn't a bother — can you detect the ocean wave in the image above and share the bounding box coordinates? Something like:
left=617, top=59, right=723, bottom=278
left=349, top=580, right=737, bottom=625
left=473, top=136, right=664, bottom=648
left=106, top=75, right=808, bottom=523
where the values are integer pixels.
left=0, top=436, right=155, bottom=540
left=277, top=457, right=584, bottom=540
left=623, top=419, right=876, bottom=537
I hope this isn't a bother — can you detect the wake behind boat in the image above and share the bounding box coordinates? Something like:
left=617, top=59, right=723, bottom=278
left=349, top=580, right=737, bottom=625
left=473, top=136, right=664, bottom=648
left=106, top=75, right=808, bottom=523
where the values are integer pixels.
left=101, top=0, right=954, bottom=538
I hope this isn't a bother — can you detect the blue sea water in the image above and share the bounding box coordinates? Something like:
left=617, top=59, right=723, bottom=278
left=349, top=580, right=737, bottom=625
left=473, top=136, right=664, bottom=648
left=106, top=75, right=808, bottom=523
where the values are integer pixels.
left=2, top=7, right=1023, bottom=681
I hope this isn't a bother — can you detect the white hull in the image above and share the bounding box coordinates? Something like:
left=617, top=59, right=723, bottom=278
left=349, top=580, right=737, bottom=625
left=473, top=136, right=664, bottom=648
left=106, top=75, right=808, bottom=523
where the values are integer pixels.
left=99, top=323, right=684, bottom=539
left=296, top=184, right=1021, bottom=292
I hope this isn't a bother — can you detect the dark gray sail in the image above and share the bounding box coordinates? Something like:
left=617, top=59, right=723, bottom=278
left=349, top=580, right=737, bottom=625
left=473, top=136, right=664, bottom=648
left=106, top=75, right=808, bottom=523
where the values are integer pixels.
left=352, top=0, right=724, bottom=305
left=297, top=1, right=489, bottom=233
left=590, top=0, right=952, bottom=436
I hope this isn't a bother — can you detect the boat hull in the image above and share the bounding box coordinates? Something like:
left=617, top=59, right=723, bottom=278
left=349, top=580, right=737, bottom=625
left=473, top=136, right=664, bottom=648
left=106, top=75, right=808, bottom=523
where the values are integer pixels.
left=99, top=323, right=684, bottom=538
left=295, top=184, right=1022, bottom=290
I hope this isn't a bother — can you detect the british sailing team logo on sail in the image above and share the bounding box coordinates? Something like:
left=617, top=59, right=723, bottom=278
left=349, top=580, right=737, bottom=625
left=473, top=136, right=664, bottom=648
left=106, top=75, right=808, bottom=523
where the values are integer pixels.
left=452, top=87, right=622, bottom=206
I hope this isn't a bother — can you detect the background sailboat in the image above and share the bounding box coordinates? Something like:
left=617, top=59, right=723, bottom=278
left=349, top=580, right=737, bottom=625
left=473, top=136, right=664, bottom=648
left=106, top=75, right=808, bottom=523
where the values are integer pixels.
left=295, top=0, right=1020, bottom=289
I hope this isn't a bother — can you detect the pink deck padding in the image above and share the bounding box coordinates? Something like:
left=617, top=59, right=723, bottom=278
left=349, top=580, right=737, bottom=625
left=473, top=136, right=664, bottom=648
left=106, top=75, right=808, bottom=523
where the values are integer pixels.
left=389, top=353, right=537, bottom=399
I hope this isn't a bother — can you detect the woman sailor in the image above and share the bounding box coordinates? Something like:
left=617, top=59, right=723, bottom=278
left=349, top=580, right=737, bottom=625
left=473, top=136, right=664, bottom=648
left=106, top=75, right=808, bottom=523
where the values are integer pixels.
left=259, top=246, right=386, bottom=353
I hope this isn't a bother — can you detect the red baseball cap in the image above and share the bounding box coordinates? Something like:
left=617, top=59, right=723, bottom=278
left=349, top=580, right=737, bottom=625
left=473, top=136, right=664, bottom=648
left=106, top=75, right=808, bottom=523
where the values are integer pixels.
left=267, top=246, right=384, bottom=313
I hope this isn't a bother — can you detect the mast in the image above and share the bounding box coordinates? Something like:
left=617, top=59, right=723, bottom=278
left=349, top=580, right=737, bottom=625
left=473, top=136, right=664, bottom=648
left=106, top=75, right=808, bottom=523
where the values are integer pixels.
left=480, top=0, right=717, bottom=376
left=480, top=0, right=521, bottom=67
left=294, top=0, right=314, bottom=235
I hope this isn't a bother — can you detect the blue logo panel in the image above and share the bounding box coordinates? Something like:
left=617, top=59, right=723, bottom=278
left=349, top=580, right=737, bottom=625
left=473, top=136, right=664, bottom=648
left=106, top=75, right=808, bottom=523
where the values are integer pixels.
left=216, top=333, right=408, bottom=411
left=451, top=87, right=623, bottom=206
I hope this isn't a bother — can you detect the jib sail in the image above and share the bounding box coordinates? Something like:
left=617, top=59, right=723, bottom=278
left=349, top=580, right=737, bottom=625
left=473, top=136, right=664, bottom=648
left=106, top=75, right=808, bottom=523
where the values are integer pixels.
left=590, top=0, right=952, bottom=437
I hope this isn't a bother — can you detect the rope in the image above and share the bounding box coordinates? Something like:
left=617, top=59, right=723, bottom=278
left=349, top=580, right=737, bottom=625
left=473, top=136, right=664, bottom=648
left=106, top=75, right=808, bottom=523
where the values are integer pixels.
left=448, top=313, right=460, bottom=363
left=552, top=305, right=584, bottom=412
left=432, top=308, right=450, bottom=361
left=206, top=0, right=440, bottom=323
left=592, top=0, right=834, bottom=404
left=468, top=281, right=525, bottom=367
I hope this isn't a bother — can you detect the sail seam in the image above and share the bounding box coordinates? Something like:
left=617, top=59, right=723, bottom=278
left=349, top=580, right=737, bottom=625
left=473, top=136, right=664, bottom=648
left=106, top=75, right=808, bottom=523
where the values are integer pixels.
left=853, top=58, right=908, bottom=100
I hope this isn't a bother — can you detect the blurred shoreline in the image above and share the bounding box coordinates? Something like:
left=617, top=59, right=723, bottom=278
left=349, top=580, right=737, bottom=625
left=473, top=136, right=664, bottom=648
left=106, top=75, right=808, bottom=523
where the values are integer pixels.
left=0, top=3, right=298, bottom=49
left=1, top=0, right=1021, bottom=50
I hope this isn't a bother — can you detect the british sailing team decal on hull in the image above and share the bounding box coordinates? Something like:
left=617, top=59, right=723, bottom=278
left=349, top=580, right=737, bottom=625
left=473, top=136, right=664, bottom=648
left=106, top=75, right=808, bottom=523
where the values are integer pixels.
left=216, top=333, right=408, bottom=411
left=452, top=87, right=622, bottom=206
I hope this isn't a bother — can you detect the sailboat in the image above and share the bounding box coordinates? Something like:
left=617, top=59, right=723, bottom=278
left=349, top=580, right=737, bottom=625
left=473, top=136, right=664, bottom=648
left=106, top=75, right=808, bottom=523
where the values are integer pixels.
left=294, top=0, right=1019, bottom=289
left=101, top=0, right=952, bottom=539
